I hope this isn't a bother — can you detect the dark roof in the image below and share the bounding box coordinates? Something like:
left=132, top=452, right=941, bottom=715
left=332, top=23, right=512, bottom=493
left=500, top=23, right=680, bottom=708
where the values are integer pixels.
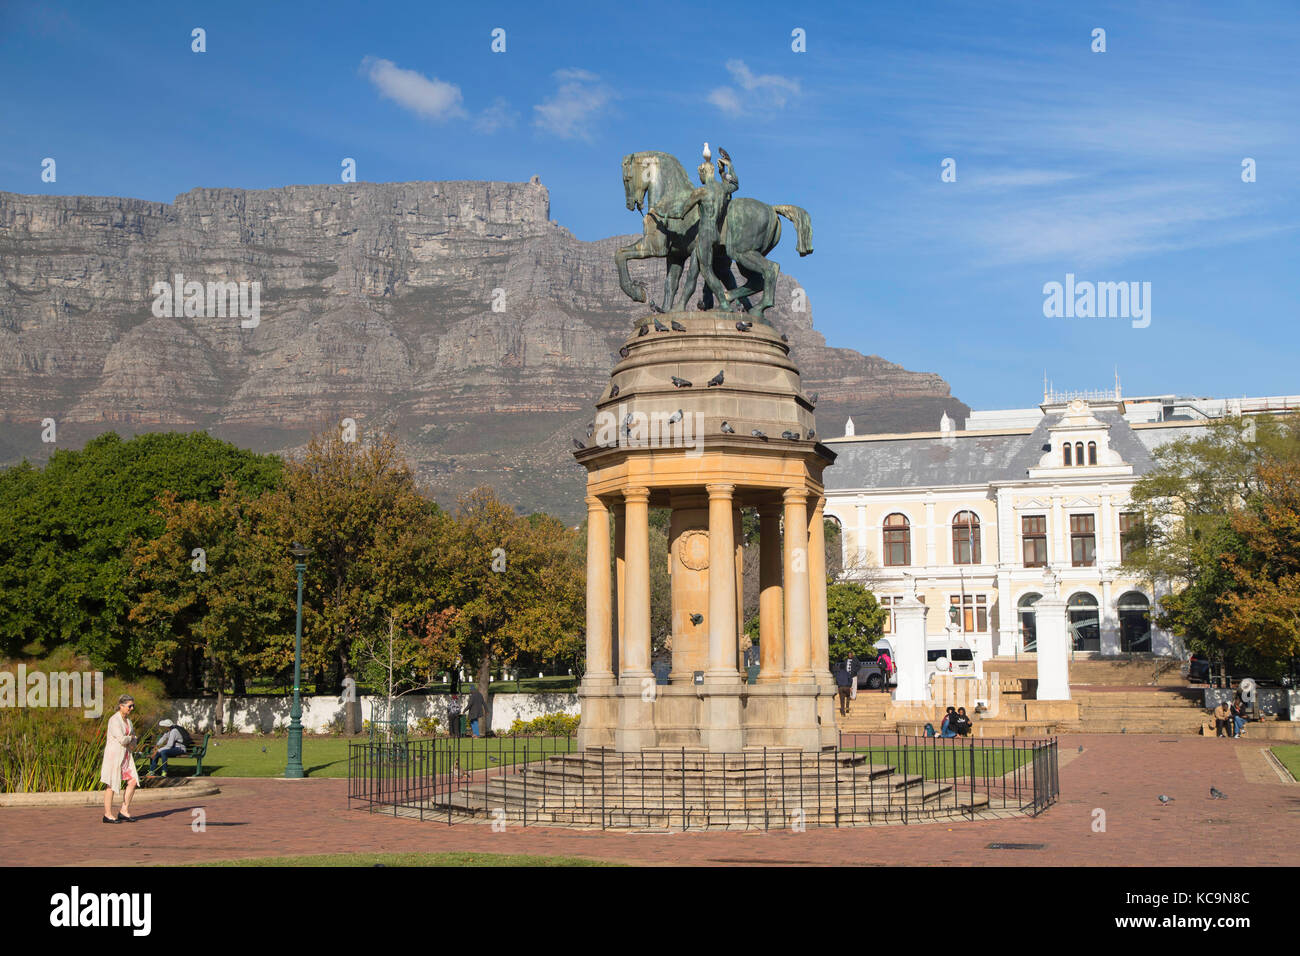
left=825, top=410, right=1184, bottom=490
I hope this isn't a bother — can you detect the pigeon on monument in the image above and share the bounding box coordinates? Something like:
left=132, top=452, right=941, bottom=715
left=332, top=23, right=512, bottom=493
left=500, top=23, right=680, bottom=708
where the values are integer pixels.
left=781, top=430, right=798, bottom=440
left=806, top=429, right=816, bottom=440
left=609, top=384, right=620, bottom=398
left=1210, top=787, right=1227, bottom=799
left=751, top=429, right=767, bottom=439
left=735, top=320, right=752, bottom=332
left=707, top=370, right=724, bottom=387
left=572, top=439, right=585, bottom=450
left=690, top=613, right=703, bottom=625
left=809, top=392, right=819, bottom=405
left=667, top=409, right=683, bottom=424
left=671, top=319, right=687, bottom=332
left=654, top=317, right=669, bottom=332
left=619, top=346, right=630, bottom=359
left=638, top=325, right=649, bottom=337
left=780, top=333, right=789, bottom=343
left=586, top=422, right=595, bottom=438
left=671, top=375, right=693, bottom=388
left=720, top=421, right=735, bottom=434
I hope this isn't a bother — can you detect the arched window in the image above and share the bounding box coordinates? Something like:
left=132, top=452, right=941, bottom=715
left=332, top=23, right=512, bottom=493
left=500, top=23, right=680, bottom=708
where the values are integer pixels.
left=1068, top=592, right=1100, bottom=651
left=883, top=513, right=910, bottom=566
left=1075, top=442, right=1085, bottom=466
left=1018, top=592, right=1042, bottom=652
left=1088, top=441, right=1097, bottom=465
left=952, top=510, right=981, bottom=564
left=1063, top=443, right=1072, bottom=466
left=1118, top=591, right=1151, bottom=652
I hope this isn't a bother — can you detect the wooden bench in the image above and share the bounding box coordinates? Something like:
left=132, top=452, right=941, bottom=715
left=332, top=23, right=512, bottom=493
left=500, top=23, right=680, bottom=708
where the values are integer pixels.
left=143, top=731, right=212, bottom=777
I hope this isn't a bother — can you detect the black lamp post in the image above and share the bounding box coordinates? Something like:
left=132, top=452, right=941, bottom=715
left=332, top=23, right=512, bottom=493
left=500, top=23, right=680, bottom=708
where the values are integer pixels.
left=285, top=541, right=308, bottom=778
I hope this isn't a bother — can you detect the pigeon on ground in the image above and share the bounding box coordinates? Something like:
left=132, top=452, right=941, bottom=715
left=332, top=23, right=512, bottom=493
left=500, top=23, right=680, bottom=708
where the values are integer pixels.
left=654, top=317, right=669, bottom=332
left=720, top=421, right=735, bottom=434
left=638, top=324, right=650, bottom=337
left=671, top=375, right=693, bottom=388
left=690, top=613, right=703, bottom=625
left=488, top=756, right=499, bottom=763
left=1077, top=745, right=1084, bottom=753
left=572, top=439, right=585, bottom=450
left=751, top=429, right=767, bottom=439
left=671, top=319, right=687, bottom=332
left=1157, top=794, right=1173, bottom=805
left=781, top=430, right=799, bottom=440
left=735, top=320, right=752, bottom=332
left=1121, top=727, right=1127, bottom=734
left=667, top=409, right=683, bottom=424
left=619, top=346, right=630, bottom=359
left=261, top=747, right=267, bottom=753
left=609, top=384, right=620, bottom=398
left=809, top=391, right=819, bottom=405
left=1210, top=787, right=1227, bottom=799
left=707, top=370, right=724, bottom=387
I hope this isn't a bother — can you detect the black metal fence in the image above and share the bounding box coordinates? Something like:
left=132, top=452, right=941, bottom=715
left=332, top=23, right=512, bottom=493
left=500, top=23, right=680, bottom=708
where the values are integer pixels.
left=348, top=732, right=1059, bottom=829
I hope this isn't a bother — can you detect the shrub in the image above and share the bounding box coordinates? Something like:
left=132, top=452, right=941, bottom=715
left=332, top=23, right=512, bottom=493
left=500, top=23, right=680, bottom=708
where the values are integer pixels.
left=499, top=712, right=580, bottom=737
left=414, top=716, right=440, bottom=737
left=0, top=649, right=167, bottom=793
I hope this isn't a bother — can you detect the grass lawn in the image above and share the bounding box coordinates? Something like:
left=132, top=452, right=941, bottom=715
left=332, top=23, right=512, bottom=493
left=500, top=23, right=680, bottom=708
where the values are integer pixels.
left=163, top=735, right=577, bottom=778
left=1271, top=745, right=1300, bottom=781
left=840, top=745, right=1035, bottom=779
left=188, top=851, right=618, bottom=867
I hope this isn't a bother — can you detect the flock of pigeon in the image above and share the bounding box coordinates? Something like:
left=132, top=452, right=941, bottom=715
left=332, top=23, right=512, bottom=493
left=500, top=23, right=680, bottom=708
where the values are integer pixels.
left=570, top=322, right=818, bottom=450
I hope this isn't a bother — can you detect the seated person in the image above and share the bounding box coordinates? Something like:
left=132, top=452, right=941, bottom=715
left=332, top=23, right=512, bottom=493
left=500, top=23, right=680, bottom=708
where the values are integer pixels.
left=1231, top=696, right=1247, bottom=738
left=1212, top=700, right=1232, bottom=737
left=953, top=706, right=973, bottom=737
left=147, top=720, right=187, bottom=775
left=940, top=706, right=958, bottom=738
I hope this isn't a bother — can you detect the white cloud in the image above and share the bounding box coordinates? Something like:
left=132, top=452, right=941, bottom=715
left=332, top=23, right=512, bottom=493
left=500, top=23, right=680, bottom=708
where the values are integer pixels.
left=475, top=97, right=519, bottom=134
left=709, top=59, right=801, bottom=115
left=533, top=70, right=614, bottom=141
left=361, top=56, right=465, bottom=122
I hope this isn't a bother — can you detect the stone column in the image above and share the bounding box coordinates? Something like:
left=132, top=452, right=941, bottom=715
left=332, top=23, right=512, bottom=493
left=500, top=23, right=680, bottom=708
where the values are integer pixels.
left=808, top=495, right=831, bottom=680
left=705, top=483, right=739, bottom=681
left=1034, top=594, right=1071, bottom=699
left=758, top=504, right=785, bottom=682
left=620, top=486, right=652, bottom=681
left=615, top=486, right=656, bottom=751
left=734, top=504, right=745, bottom=674
left=892, top=594, right=930, bottom=703
left=783, top=488, right=813, bottom=682
left=612, top=501, right=625, bottom=678
left=584, top=495, right=614, bottom=685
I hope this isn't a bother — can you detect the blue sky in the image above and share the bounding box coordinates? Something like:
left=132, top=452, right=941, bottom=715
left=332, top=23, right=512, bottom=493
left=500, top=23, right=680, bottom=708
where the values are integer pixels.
left=2, top=0, right=1296, bottom=410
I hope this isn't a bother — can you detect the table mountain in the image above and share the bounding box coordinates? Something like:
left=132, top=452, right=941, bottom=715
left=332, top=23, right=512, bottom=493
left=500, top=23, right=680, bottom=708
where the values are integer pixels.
left=0, top=179, right=966, bottom=521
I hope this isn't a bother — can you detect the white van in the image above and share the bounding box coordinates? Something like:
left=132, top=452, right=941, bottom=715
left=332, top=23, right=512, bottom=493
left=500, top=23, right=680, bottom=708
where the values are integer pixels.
left=925, top=643, right=979, bottom=678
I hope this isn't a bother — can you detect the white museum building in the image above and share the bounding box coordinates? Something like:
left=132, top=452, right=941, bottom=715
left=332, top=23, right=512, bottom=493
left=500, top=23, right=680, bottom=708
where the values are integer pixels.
left=822, top=388, right=1299, bottom=661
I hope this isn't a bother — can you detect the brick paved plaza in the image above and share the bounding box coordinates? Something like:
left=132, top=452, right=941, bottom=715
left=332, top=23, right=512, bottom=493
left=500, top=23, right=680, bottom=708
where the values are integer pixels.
left=3, top=734, right=1296, bottom=866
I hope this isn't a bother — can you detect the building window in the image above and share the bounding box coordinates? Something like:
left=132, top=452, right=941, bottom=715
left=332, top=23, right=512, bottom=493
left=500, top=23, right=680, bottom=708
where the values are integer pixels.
left=952, top=511, right=981, bottom=564
left=883, top=513, right=910, bottom=566
left=1022, top=515, right=1047, bottom=567
left=1088, top=441, right=1097, bottom=465
left=1068, top=592, right=1100, bottom=651
left=1018, top=592, right=1041, bottom=652
left=1063, top=443, right=1072, bottom=466
left=1119, top=511, right=1143, bottom=561
left=1075, top=442, right=1084, bottom=466
left=880, top=594, right=923, bottom=633
left=949, top=593, right=988, bottom=632
left=1117, top=591, right=1151, bottom=652
left=1070, top=513, right=1096, bottom=567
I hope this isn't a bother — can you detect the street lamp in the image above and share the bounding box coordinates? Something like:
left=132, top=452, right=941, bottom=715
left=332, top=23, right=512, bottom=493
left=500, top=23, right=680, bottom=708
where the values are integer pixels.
left=285, top=541, right=308, bottom=779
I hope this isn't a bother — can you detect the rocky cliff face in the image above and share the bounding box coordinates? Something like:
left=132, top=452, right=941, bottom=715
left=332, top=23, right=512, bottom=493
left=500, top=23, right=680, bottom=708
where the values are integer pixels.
left=0, top=180, right=967, bottom=521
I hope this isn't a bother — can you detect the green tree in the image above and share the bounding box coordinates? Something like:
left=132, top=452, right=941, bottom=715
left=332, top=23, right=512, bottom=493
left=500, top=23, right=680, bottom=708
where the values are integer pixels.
left=0, top=432, right=282, bottom=669
left=826, top=580, right=887, bottom=661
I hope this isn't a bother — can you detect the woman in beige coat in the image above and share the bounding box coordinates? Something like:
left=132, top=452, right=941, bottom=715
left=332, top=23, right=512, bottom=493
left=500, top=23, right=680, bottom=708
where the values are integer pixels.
left=101, top=694, right=140, bottom=822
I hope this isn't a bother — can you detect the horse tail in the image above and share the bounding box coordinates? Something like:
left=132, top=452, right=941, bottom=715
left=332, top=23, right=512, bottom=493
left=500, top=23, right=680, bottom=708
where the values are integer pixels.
left=773, top=205, right=813, bottom=256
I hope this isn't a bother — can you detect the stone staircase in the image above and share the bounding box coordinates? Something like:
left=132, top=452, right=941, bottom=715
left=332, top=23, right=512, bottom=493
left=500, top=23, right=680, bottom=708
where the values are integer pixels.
left=1055, top=687, right=1208, bottom=734
left=419, top=748, right=1012, bottom=828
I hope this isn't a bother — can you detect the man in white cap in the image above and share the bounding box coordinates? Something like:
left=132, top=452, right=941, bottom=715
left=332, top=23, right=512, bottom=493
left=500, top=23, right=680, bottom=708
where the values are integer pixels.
left=147, top=720, right=187, bottom=776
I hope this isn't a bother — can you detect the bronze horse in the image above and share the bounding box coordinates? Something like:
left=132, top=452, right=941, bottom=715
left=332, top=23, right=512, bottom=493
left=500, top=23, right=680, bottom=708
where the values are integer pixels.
left=616, top=150, right=812, bottom=320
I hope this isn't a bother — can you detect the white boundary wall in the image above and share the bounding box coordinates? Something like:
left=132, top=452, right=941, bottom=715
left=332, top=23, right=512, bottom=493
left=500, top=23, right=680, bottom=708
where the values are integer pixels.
left=169, top=692, right=579, bottom=734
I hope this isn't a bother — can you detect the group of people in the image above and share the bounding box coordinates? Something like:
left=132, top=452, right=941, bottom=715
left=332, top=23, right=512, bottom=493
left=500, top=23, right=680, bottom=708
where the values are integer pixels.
left=1212, top=696, right=1249, bottom=738
left=833, top=650, right=896, bottom=716
left=935, top=706, right=973, bottom=737
left=446, top=688, right=486, bottom=737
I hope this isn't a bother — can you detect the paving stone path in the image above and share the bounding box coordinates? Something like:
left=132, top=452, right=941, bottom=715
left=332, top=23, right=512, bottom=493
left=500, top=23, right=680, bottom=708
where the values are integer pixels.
left=2, top=735, right=1295, bottom=866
